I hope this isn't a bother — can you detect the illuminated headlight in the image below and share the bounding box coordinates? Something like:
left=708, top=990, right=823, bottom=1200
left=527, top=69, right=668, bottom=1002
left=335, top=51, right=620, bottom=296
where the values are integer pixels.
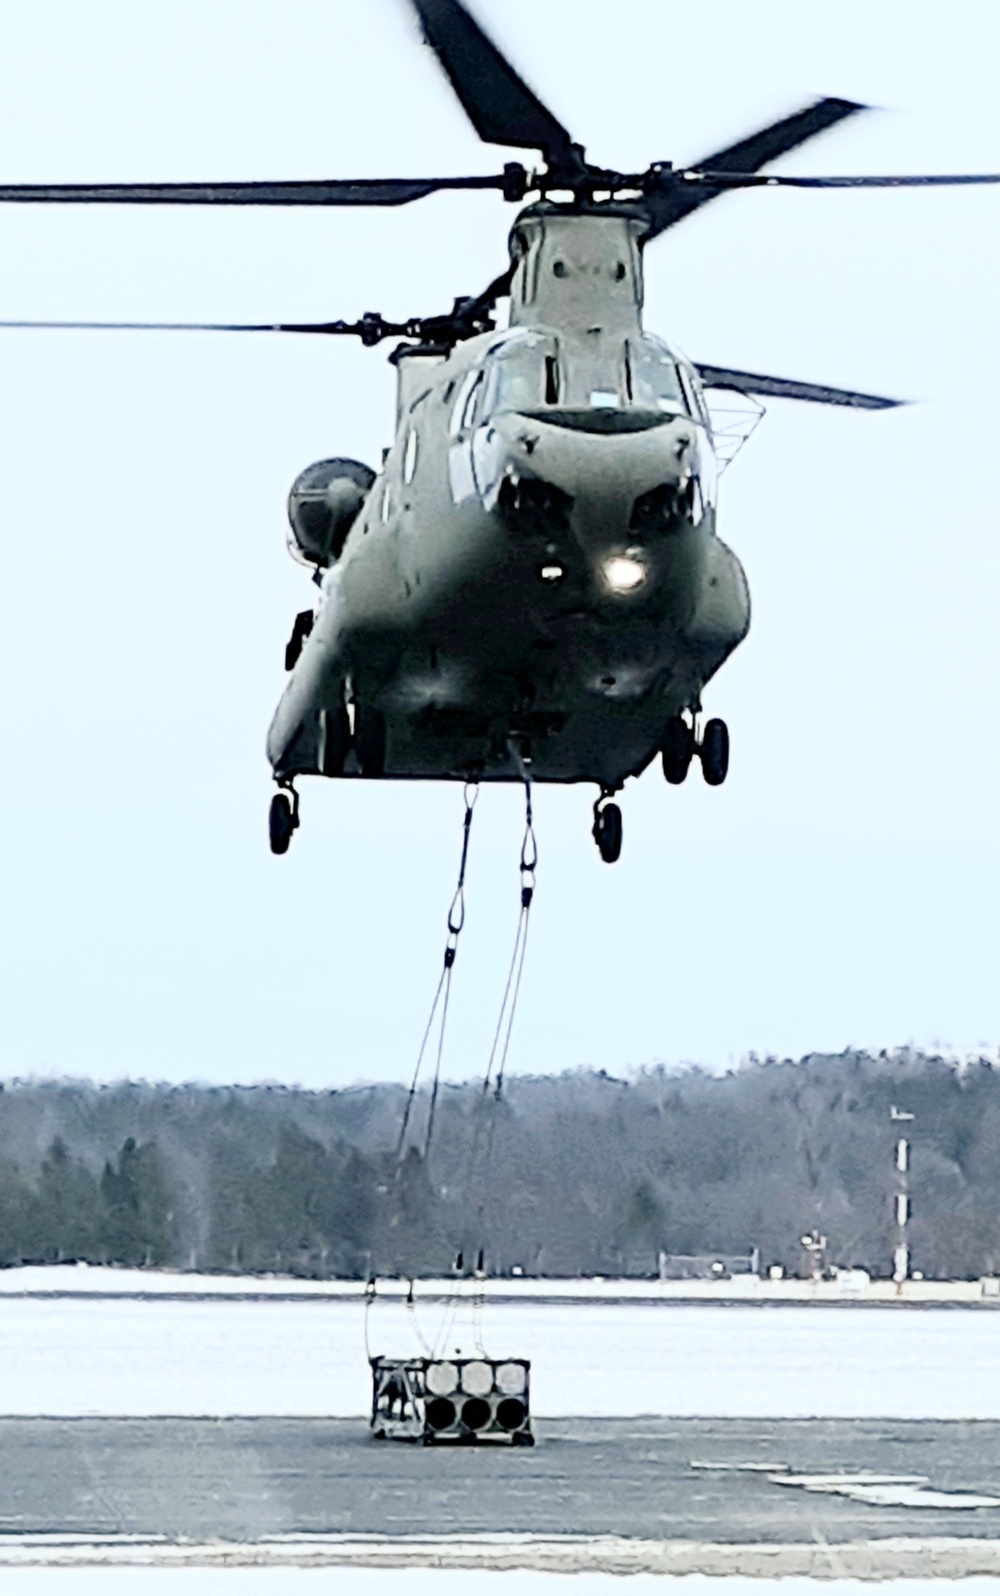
left=539, top=562, right=565, bottom=583
left=601, top=551, right=647, bottom=593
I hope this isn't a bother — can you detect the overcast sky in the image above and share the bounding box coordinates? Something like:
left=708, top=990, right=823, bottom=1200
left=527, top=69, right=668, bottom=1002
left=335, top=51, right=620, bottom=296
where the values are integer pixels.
left=0, top=0, right=998, bottom=1089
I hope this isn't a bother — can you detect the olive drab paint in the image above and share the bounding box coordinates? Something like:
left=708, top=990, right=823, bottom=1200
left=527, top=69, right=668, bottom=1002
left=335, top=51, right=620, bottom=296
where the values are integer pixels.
left=268, top=202, right=749, bottom=794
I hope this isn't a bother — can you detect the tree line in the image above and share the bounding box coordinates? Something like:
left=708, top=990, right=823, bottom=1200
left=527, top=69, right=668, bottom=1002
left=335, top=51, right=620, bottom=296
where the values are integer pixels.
left=0, top=1049, right=998, bottom=1278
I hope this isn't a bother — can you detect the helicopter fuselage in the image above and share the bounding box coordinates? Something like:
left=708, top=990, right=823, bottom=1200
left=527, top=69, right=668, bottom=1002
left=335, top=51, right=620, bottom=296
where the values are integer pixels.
left=268, top=206, right=750, bottom=790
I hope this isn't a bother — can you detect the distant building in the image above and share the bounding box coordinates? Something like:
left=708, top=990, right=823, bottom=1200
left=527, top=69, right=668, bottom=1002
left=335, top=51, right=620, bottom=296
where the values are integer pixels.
left=657, top=1250, right=760, bottom=1281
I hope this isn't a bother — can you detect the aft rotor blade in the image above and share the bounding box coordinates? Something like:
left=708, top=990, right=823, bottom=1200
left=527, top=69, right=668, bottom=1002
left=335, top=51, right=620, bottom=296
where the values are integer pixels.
left=410, top=0, right=577, bottom=170
left=686, top=170, right=1000, bottom=190
left=0, top=174, right=509, bottom=207
left=643, top=98, right=865, bottom=240
left=697, top=364, right=902, bottom=410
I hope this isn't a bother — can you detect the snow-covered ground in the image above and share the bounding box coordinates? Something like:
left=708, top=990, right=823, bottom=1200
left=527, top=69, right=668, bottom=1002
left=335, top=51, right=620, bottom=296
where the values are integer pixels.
left=0, top=1291, right=997, bottom=1417
left=0, top=1263, right=993, bottom=1303
left=7, top=1571, right=1000, bottom=1596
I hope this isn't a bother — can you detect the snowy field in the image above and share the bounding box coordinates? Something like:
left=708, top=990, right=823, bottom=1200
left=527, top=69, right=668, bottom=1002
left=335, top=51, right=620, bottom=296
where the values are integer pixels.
left=7, top=1573, right=1000, bottom=1596
left=0, top=1289, right=997, bottom=1418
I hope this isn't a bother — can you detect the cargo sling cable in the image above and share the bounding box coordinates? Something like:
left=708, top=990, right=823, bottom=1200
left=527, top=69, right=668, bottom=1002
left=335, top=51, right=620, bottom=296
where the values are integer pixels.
left=457, top=777, right=538, bottom=1356
left=367, top=783, right=479, bottom=1363
left=367, top=779, right=539, bottom=1362
left=396, top=780, right=479, bottom=1165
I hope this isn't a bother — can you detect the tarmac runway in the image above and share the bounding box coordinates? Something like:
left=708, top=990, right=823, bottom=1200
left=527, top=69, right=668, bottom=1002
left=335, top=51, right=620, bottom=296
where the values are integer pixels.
left=2, top=1415, right=1000, bottom=1547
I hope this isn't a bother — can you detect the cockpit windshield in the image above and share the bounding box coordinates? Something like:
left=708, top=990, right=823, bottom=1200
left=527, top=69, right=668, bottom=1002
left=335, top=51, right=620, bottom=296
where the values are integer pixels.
left=630, top=335, right=686, bottom=413
left=480, top=330, right=558, bottom=418
left=467, top=327, right=708, bottom=433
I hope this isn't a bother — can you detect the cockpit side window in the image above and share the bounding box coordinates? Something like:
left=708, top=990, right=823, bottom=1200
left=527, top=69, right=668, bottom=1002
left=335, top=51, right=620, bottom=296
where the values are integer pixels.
left=450, top=368, right=483, bottom=437
left=461, top=370, right=485, bottom=432
left=677, top=363, right=711, bottom=432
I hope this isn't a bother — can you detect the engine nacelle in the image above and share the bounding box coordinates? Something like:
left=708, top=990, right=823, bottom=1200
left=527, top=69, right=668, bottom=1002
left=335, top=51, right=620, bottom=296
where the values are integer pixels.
left=286, top=457, right=375, bottom=568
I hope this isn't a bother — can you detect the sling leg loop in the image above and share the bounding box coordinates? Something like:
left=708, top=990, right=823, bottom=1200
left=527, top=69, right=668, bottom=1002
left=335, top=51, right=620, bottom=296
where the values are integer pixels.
left=397, top=783, right=478, bottom=1163
left=483, top=777, right=538, bottom=1105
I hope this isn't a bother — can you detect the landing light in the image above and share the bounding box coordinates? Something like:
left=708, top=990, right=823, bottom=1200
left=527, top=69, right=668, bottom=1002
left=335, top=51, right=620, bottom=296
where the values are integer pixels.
left=539, top=562, right=565, bottom=583
left=601, top=552, right=647, bottom=593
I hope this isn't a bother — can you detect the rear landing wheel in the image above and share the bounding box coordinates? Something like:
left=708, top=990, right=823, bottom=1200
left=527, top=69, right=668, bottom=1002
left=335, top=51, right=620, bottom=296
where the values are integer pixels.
left=321, top=704, right=351, bottom=778
left=662, top=715, right=695, bottom=785
left=355, top=708, right=387, bottom=778
left=592, top=800, right=623, bottom=864
left=700, top=718, right=730, bottom=787
left=269, top=791, right=298, bottom=855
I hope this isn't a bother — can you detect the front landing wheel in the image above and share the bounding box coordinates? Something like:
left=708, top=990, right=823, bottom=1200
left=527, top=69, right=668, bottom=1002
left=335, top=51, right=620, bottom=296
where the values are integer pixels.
left=593, top=801, right=623, bottom=864
left=269, top=791, right=298, bottom=855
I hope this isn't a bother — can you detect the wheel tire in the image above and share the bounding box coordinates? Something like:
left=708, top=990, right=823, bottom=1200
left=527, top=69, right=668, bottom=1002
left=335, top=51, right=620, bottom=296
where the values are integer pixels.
left=355, top=709, right=387, bottom=778
left=594, top=802, right=623, bottom=864
left=700, top=718, right=730, bottom=787
left=269, top=792, right=295, bottom=855
left=661, top=715, right=695, bottom=785
left=321, top=704, right=351, bottom=777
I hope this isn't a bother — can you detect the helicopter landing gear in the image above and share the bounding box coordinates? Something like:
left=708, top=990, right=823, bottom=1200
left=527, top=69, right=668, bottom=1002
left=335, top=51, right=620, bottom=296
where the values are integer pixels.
left=661, top=715, right=696, bottom=785
left=284, top=610, right=313, bottom=672
left=592, top=792, right=623, bottom=864
left=355, top=708, right=387, bottom=778
left=699, top=717, right=730, bottom=787
left=269, top=783, right=300, bottom=855
left=320, top=703, right=351, bottom=777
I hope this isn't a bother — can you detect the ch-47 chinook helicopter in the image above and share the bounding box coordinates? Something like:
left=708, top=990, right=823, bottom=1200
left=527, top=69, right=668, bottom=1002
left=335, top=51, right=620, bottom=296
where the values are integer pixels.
left=2, top=2, right=998, bottom=863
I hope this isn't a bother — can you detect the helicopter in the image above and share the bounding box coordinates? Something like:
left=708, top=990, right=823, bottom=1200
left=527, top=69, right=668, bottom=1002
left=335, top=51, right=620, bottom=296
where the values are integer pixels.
left=2, top=1, right=998, bottom=865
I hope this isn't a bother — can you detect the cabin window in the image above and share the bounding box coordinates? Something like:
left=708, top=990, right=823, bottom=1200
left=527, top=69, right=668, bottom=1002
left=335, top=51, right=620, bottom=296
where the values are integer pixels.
left=403, top=428, right=419, bottom=485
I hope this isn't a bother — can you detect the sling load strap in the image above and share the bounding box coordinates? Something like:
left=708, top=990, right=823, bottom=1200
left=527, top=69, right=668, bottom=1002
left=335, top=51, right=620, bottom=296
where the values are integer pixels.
left=458, top=777, right=538, bottom=1305
left=396, top=782, right=479, bottom=1162
left=483, top=777, right=537, bottom=1102
left=363, top=1276, right=375, bottom=1362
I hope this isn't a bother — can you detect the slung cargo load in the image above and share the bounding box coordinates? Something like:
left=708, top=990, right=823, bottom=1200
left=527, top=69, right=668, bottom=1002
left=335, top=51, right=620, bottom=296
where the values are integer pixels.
left=370, top=1354, right=534, bottom=1446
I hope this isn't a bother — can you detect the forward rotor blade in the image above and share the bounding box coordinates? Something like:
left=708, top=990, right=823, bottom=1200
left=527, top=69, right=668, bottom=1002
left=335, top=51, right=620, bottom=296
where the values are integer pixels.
left=410, top=0, right=577, bottom=170
left=643, top=97, right=865, bottom=240
left=686, top=170, right=1000, bottom=190
left=0, top=174, right=508, bottom=207
left=697, top=363, right=902, bottom=410
left=0, top=318, right=407, bottom=336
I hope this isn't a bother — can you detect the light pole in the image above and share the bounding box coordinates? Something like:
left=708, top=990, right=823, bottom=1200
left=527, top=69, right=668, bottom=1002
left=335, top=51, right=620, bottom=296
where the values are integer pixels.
left=890, top=1104, right=914, bottom=1285
left=800, top=1229, right=827, bottom=1283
